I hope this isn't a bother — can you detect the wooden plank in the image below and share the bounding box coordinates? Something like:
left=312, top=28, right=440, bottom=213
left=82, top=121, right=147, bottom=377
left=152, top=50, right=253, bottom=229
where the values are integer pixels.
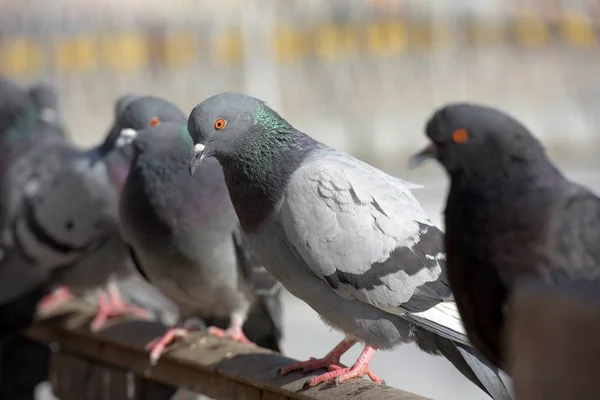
left=507, top=281, right=600, bottom=400
left=24, top=299, right=428, bottom=400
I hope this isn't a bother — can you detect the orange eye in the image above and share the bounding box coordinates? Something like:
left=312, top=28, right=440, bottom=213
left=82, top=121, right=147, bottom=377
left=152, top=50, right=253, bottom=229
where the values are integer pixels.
left=214, top=118, right=226, bottom=130
left=149, top=117, right=160, bottom=127
left=452, top=128, right=468, bottom=143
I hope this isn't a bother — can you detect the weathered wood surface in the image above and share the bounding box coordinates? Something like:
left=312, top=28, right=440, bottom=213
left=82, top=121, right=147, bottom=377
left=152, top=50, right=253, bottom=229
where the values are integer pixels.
left=507, top=281, right=600, bottom=400
left=24, top=299, right=429, bottom=400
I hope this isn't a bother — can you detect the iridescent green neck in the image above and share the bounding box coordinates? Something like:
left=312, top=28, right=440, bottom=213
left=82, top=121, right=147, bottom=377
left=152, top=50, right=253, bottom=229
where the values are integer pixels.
left=254, top=104, right=294, bottom=132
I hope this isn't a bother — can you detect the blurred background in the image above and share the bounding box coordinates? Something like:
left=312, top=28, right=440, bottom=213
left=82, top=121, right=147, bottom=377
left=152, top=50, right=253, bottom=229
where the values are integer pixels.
left=2, top=0, right=598, bottom=399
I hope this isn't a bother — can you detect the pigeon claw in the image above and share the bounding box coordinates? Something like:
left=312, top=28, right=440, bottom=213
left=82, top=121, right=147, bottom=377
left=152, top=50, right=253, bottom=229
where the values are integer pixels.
left=89, top=291, right=152, bottom=332
left=278, top=356, right=344, bottom=377
left=145, top=327, right=191, bottom=366
left=304, top=362, right=382, bottom=388
left=37, top=286, right=72, bottom=314
left=207, top=325, right=254, bottom=346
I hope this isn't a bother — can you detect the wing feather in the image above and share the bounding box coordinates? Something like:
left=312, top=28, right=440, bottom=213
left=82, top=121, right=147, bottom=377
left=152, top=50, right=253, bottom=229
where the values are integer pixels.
left=281, top=150, right=449, bottom=314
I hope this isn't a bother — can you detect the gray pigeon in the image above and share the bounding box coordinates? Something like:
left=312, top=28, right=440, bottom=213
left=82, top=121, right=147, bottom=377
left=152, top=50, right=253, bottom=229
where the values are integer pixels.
left=26, top=82, right=66, bottom=138
left=409, top=103, right=600, bottom=369
left=0, top=95, right=187, bottom=332
left=186, top=92, right=511, bottom=399
left=0, top=77, right=58, bottom=180
left=118, top=121, right=283, bottom=364
left=0, top=79, right=71, bottom=336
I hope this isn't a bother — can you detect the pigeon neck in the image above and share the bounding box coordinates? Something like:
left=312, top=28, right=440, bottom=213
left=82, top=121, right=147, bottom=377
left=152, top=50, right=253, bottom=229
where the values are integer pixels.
left=448, top=157, right=566, bottom=225
left=219, top=129, right=318, bottom=232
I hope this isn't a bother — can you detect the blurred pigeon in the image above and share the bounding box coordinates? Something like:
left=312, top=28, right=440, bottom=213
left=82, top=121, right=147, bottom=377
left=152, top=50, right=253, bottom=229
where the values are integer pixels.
left=186, top=92, right=510, bottom=399
left=118, top=121, right=283, bottom=364
left=410, top=103, right=600, bottom=369
left=0, top=95, right=187, bottom=332
left=0, top=77, right=54, bottom=179
left=26, top=82, right=66, bottom=138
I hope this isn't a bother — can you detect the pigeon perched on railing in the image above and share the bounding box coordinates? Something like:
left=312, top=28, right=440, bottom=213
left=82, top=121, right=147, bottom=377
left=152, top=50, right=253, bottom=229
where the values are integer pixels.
left=118, top=121, right=283, bottom=364
left=411, top=102, right=600, bottom=369
left=186, top=92, right=510, bottom=399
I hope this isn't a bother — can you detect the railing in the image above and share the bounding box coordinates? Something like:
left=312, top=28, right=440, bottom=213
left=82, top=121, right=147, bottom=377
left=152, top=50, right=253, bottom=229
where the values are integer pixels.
left=22, top=301, right=429, bottom=400
left=14, top=279, right=600, bottom=399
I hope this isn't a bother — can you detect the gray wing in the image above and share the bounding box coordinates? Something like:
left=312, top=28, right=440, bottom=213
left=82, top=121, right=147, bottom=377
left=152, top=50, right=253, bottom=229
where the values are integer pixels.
left=280, top=151, right=450, bottom=315
left=0, top=141, right=72, bottom=231
left=550, top=184, right=600, bottom=280
left=1, top=155, right=118, bottom=294
left=233, top=226, right=284, bottom=341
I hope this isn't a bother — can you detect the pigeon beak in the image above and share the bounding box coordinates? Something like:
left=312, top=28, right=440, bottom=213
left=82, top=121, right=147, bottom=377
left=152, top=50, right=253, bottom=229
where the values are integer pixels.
left=189, top=143, right=207, bottom=176
left=409, top=143, right=438, bottom=169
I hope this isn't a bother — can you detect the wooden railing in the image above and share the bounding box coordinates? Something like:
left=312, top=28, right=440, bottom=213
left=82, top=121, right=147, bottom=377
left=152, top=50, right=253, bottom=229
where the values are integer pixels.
left=16, top=279, right=600, bottom=400
left=22, top=301, right=428, bottom=400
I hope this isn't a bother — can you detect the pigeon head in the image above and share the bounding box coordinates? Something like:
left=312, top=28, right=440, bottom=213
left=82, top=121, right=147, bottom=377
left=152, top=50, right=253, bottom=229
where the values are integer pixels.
left=114, top=96, right=186, bottom=132
left=187, top=92, right=295, bottom=175
left=410, top=103, right=547, bottom=176
left=114, top=94, right=139, bottom=117
left=116, top=122, right=190, bottom=156
left=28, top=82, right=60, bottom=118
left=103, top=95, right=187, bottom=156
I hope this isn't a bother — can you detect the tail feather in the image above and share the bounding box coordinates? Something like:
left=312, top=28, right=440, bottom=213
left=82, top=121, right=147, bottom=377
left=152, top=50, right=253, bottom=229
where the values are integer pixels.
left=455, top=345, right=512, bottom=400
left=403, top=304, right=512, bottom=400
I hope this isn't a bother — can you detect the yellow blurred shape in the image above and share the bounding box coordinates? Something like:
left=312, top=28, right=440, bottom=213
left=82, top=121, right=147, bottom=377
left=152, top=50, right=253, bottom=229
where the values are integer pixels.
left=211, top=29, right=244, bottom=66
left=366, top=22, right=407, bottom=56
left=101, top=33, right=149, bottom=71
left=0, top=37, right=43, bottom=77
left=55, top=36, right=97, bottom=72
left=162, top=32, right=196, bottom=67
left=314, top=24, right=359, bottom=61
left=470, top=23, right=505, bottom=45
left=271, top=26, right=310, bottom=63
left=561, top=13, right=596, bottom=48
left=514, top=15, right=549, bottom=47
left=409, top=23, right=433, bottom=51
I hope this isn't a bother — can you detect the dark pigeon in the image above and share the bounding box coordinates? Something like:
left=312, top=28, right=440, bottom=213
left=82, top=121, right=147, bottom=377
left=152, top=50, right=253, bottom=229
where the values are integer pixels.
left=118, top=121, right=283, bottom=364
left=410, top=102, right=600, bottom=369
left=186, top=92, right=510, bottom=399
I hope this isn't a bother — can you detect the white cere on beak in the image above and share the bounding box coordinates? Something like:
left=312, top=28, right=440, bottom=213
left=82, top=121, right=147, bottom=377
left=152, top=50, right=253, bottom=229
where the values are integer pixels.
left=116, top=128, right=139, bottom=147
left=193, top=143, right=205, bottom=155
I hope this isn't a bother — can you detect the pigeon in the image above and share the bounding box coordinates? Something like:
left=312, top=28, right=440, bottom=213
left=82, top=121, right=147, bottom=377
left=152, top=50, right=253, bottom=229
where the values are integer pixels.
left=186, top=92, right=510, bottom=399
left=0, top=95, right=186, bottom=332
left=0, top=77, right=50, bottom=178
left=26, top=82, right=66, bottom=138
left=118, top=121, right=283, bottom=364
left=410, top=102, right=600, bottom=369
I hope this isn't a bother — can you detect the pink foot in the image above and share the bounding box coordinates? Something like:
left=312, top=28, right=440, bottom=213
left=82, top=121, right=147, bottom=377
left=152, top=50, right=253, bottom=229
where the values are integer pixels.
left=89, top=286, right=151, bottom=332
left=37, top=286, right=72, bottom=314
left=303, top=346, right=382, bottom=388
left=277, top=337, right=357, bottom=376
left=207, top=320, right=254, bottom=345
left=145, top=327, right=192, bottom=366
